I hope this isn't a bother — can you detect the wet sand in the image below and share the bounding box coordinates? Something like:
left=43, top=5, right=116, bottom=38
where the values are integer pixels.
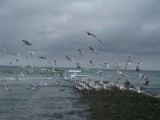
left=77, top=88, right=160, bottom=120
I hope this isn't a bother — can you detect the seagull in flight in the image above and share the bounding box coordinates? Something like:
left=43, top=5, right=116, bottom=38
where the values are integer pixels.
left=22, top=40, right=32, bottom=45
left=138, top=62, right=143, bottom=65
left=125, top=56, right=132, bottom=69
left=27, top=51, right=35, bottom=56
left=84, top=31, right=97, bottom=38
left=53, top=60, right=57, bottom=66
left=104, top=62, right=110, bottom=67
left=16, top=58, right=20, bottom=62
left=96, top=39, right=103, bottom=44
left=12, top=53, right=20, bottom=56
left=136, top=62, right=142, bottom=71
left=89, top=46, right=97, bottom=53
left=76, top=62, right=81, bottom=68
left=0, top=48, right=7, bottom=53
left=66, top=56, right=74, bottom=63
left=136, top=66, right=140, bottom=71
left=126, top=56, right=132, bottom=64
left=142, top=77, right=149, bottom=85
left=99, top=64, right=106, bottom=68
left=84, top=31, right=103, bottom=44
left=89, top=60, right=95, bottom=66
left=76, top=48, right=83, bottom=56
left=38, top=56, right=46, bottom=59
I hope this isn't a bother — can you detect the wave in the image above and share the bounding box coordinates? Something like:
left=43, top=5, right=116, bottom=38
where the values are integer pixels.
left=0, top=77, right=53, bottom=81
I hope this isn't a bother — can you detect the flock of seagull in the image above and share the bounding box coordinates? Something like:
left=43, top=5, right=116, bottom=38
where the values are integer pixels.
left=73, top=65, right=150, bottom=94
left=2, top=77, right=62, bottom=92
left=74, top=77, right=143, bottom=94
left=0, top=31, right=151, bottom=96
left=65, top=31, right=150, bottom=94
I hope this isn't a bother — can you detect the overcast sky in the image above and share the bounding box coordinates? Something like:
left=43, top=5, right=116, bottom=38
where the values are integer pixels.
left=0, top=0, right=160, bottom=70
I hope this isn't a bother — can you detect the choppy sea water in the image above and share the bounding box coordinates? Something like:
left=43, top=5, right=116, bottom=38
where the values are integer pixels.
left=0, top=65, right=160, bottom=120
left=0, top=66, right=89, bottom=120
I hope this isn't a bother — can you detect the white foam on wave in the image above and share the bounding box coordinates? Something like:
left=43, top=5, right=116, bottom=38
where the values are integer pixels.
left=20, top=77, right=53, bottom=80
left=0, top=77, right=53, bottom=81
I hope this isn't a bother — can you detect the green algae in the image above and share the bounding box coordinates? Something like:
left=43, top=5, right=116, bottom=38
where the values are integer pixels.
left=78, top=88, right=160, bottom=120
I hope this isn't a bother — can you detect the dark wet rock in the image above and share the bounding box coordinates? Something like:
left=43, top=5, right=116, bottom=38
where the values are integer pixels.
left=78, top=88, right=160, bottom=120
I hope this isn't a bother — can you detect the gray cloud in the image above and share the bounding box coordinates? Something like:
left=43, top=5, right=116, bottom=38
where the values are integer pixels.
left=0, top=0, right=160, bottom=70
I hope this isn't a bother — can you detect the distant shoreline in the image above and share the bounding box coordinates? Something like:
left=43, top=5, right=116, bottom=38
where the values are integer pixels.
left=77, top=88, right=160, bottom=120
left=0, top=65, right=160, bottom=72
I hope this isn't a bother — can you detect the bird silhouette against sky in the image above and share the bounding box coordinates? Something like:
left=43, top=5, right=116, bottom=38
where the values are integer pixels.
left=22, top=40, right=32, bottom=45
